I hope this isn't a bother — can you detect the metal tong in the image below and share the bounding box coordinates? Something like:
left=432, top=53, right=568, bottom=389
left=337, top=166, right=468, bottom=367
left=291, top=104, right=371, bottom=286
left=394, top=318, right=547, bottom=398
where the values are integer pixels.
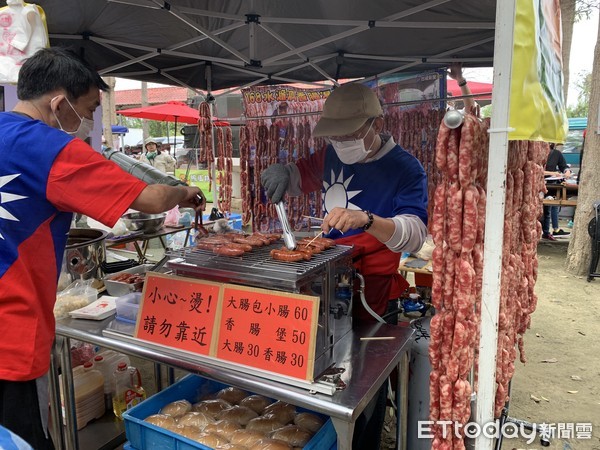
left=275, top=201, right=297, bottom=250
left=194, top=193, right=209, bottom=236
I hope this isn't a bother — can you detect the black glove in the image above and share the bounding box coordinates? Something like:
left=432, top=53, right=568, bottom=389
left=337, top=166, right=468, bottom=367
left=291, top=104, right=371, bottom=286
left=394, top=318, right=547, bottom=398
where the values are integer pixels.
left=260, top=163, right=291, bottom=203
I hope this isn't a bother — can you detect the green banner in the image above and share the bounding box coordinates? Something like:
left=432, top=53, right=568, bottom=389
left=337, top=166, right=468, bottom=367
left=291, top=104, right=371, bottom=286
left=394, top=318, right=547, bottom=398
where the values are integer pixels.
left=174, top=169, right=214, bottom=202
left=509, top=0, right=568, bottom=142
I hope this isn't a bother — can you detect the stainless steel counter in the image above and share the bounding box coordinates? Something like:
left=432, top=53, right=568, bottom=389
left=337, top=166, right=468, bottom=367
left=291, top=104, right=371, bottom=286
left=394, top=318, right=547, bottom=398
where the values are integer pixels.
left=53, top=317, right=413, bottom=450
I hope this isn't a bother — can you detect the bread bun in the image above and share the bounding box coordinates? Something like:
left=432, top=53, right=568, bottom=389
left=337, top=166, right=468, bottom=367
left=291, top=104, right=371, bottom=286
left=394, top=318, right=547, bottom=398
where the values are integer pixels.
left=195, top=432, right=229, bottom=448
left=174, top=425, right=203, bottom=440
left=270, top=425, right=313, bottom=447
left=204, top=419, right=242, bottom=440
left=193, top=399, right=232, bottom=417
left=293, top=412, right=324, bottom=433
left=249, top=438, right=293, bottom=450
left=215, top=445, right=249, bottom=450
left=217, top=405, right=259, bottom=426
left=160, top=399, right=192, bottom=417
left=239, top=394, right=273, bottom=414
left=246, top=415, right=286, bottom=434
left=228, top=429, right=266, bottom=447
left=177, top=411, right=214, bottom=429
left=216, top=386, right=249, bottom=405
left=262, top=401, right=296, bottom=425
left=144, top=414, right=177, bottom=430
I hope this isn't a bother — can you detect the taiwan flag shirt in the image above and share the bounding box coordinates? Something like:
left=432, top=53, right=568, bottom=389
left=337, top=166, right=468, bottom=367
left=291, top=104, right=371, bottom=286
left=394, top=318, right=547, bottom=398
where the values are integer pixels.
left=0, top=112, right=147, bottom=381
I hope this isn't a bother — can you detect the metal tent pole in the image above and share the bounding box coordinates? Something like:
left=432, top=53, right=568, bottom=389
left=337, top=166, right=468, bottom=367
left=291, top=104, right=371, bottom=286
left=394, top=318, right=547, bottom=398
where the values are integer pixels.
left=473, top=0, right=516, bottom=449
left=205, top=63, right=218, bottom=210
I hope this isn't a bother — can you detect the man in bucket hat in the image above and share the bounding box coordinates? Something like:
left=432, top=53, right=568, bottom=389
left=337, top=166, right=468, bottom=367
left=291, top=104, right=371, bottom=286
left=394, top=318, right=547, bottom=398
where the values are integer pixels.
left=262, top=82, right=427, bottom=321
left=261, top=83, right=428, bottom=448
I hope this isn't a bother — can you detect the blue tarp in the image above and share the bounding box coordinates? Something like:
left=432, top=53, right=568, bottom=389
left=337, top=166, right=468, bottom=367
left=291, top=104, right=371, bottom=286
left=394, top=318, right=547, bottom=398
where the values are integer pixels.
left=111, top=125, right=129, bottom=134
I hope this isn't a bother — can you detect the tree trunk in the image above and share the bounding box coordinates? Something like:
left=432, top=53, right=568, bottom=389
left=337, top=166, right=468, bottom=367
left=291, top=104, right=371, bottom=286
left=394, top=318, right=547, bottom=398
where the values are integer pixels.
left=560, top=0, right=576, bottom=105
left=101, top=77, right=116, bottom=149
left=565, top=20, right=600, bottom=276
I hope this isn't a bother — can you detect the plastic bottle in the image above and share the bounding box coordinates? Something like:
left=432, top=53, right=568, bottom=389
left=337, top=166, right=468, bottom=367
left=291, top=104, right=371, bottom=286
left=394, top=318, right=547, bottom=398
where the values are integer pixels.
left=95, top=349, right=130, bottom=377
left=93, top=355, right=113, bottom=410
left=112, top=362, right=146, bottom=419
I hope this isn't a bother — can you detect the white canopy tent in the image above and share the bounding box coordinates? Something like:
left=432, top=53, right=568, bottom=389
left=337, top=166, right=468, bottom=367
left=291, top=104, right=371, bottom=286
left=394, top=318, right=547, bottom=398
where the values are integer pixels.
left=36, top=1, right=520, bottom=449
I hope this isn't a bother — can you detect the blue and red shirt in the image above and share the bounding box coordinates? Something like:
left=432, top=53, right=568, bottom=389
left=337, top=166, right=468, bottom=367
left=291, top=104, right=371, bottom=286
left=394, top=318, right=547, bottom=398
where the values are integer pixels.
left=0, top=112, right=146, bottom=381
left=296, top=141, right=428, bottom=317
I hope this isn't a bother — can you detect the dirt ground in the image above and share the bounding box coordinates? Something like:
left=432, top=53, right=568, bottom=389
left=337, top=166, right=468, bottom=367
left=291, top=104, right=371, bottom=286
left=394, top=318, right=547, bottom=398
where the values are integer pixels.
left=501, top=237, right=600, bottom=450
left=378, top=233, right=600, bottom=450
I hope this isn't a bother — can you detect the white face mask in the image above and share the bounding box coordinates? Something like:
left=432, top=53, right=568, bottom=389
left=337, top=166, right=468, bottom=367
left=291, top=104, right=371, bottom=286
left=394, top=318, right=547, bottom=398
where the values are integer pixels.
left=330, top=121, right=374, bottom=165
left=51, top=96, right=95, bottom=140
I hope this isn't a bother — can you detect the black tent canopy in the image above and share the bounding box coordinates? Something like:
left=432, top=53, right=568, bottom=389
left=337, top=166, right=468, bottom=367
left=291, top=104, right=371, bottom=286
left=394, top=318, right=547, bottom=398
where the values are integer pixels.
left=39, top=0, right=496, bottom=92
left=39, top=2, right=521, bottom=449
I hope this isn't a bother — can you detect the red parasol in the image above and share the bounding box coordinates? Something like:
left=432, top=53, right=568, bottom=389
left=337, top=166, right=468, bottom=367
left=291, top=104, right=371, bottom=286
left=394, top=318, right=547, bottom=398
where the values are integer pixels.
left=118, top=101, right=201, bottom=124
left=117, top=100, right=230, bottom=143
left=447, top=79, right=492, bottom=100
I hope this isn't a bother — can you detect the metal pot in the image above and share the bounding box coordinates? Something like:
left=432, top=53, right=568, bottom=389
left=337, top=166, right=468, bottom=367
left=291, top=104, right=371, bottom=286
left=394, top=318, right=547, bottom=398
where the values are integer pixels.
left=61, top=228, right=108, bottom=286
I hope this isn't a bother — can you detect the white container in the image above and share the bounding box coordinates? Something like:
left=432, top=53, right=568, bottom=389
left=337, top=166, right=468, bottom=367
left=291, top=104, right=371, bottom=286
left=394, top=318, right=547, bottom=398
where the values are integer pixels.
left=95, top=350, right=130, bottom=378
left=60, top=362, right=105, bottom=430
left=93, top=355, right=114, bottom=410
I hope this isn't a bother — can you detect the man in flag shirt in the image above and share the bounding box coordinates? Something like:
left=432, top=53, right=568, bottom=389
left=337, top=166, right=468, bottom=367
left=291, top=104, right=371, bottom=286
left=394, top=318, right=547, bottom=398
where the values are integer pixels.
left=0, top=47, right=205, bottom=449
left=262, top=83, right=428, bottom=322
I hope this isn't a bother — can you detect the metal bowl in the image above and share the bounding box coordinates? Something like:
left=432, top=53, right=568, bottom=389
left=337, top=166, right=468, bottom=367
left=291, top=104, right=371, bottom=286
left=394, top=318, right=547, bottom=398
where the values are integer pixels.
left=121, top=212, right=166, bottom=233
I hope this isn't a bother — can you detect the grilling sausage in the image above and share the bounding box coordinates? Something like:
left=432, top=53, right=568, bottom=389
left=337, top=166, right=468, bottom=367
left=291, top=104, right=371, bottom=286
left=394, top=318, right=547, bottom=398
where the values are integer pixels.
left=270, top=249, right=305, bottom=262
left=214, top=246, right=246, bottom=257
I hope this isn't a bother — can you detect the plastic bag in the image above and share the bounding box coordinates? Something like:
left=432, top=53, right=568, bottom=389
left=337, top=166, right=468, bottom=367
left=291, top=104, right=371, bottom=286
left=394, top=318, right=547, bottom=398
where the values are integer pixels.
left=0, top=0, right=49, bottom=83
left=54, top=279, right=98, bottom=319
left=164, top=206, right=182, bottom=226
left=414, top=234, right=434, bottom=261
left=165, top=230, right=188, bottom=250
left=70, top=341, right=96, bottom=367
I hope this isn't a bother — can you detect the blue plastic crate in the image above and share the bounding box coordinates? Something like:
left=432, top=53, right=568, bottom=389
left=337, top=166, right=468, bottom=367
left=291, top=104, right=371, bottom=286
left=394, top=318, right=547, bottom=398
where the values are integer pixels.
left=123, top=374, right=336, bottom=450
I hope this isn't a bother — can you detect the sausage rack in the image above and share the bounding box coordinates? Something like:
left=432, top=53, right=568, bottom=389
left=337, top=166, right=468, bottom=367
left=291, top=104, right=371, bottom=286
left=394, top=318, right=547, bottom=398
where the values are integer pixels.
left=165, top=242, right=355, bottom=379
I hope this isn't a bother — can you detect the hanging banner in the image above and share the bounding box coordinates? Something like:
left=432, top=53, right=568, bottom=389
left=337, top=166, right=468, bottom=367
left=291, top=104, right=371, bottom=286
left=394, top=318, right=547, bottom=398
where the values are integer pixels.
left=241, top=85, right=330, bottom=233
left=363, top=70, right=446, bottom=112
left=241, top=85, right=330, bottom=121
left=509, top=0, right=568, bottom=142
left=174, top=168, right=213, bottom=202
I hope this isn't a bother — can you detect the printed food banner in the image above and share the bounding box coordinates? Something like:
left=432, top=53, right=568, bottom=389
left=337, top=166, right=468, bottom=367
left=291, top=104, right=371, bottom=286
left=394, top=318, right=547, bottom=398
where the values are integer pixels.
left=363, top=70, right=446, bottom=112
left=174, top=168, right=213, bottom=202
left=242, top=85, right=330, bottom=120
left=509, top=0, right=568, bottom=142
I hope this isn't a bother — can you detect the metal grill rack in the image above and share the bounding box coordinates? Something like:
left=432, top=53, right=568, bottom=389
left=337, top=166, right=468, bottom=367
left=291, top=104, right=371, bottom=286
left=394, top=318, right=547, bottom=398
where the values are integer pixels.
left=166, top=243, right=353, bottom=291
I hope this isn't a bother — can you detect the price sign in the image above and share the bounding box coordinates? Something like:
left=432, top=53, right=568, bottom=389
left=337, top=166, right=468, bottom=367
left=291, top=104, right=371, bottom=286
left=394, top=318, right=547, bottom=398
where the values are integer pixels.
left=135, top=273, right=222, bottom=355
left=216, top=284, right=319, bottom=381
